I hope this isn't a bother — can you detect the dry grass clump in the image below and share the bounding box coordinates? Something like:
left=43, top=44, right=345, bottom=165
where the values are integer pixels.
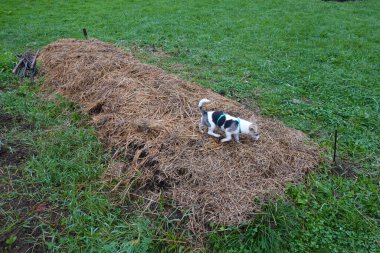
left=39, top=39, right=320, bottom=232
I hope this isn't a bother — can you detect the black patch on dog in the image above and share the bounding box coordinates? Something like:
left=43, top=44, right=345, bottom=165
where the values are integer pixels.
left=212, top=111, right=226, bottom=127
left=224, top=119, right=234, bottom=128
left=225, top=120, right=239, bottom=132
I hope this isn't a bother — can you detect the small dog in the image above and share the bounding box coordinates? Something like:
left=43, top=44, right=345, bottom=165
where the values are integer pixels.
left=198, top=98, right=260, bottom=143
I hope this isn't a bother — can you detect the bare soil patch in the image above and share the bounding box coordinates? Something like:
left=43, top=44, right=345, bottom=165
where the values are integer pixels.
left=0, top=111, right=34, bottom=131
left=331, top=158, right=359, bottom=179
left=0, top=143, right=31, bottom=167
left=0, top=198, right=45, bottom=253
left=38, top=39, right=321, bottom=233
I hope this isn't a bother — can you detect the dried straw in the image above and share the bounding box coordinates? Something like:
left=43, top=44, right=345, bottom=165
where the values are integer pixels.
left=39, top=39, right=320, bottom=232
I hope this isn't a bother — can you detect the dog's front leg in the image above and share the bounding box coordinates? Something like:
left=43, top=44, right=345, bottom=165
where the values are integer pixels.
left=233, top=133, right=241, bottom=143
left=221, top=132, right=232, bottom=142
left=207, top=126, right=220, bottom=138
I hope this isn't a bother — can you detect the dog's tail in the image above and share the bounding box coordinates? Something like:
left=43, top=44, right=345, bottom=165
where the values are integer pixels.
left=198, top=98, right=210, bottom=115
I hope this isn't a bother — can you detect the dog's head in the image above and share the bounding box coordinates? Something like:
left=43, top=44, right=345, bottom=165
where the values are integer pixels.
left=248, top=114, right=260, bottom=141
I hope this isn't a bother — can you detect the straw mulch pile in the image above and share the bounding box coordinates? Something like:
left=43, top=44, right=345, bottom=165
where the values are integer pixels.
left=39, top=39, right=320, bottom=232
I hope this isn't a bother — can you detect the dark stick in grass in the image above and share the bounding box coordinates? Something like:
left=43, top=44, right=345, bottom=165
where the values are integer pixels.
left=82, top=28, right=88, bottom=39
left=333, top=129, right=338, bottom=164
left=21, top=61, right=28, bottom=78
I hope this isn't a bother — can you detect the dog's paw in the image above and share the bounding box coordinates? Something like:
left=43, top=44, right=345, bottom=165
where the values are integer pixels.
left=221, top=138, right=231, bottom=143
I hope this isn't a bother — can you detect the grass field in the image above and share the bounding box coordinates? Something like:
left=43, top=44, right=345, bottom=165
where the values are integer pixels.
left=1, top=0, right=379, bottom=252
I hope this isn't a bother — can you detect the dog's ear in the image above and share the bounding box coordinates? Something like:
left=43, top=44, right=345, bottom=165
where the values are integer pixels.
left=249, top=114, right=257, bottom=123
left=249, top=123, right=258, bottom=133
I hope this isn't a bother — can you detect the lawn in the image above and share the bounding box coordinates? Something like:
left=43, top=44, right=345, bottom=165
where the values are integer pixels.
left=0, top=0, right=379, bottom=252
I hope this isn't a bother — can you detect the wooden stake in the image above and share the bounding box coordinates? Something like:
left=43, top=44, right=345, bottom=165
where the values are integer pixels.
left=333, top=129, right=338, bottom=164
left=82, top=28, right=88, bottom=39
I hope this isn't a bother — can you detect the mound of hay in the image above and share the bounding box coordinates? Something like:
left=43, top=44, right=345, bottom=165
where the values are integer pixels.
left=39, top=39, right=320, bottom=230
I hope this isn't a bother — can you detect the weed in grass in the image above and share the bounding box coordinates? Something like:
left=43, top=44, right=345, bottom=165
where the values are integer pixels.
left=0, top=51, right=18, bottom=90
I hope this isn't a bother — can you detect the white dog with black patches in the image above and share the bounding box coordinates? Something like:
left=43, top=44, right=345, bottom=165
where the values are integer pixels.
left=198, top=98, right=260, bottom=143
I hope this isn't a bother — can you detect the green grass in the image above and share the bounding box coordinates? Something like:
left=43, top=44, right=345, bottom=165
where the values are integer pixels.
left=3, top=0, right=379, bottom=169
left=0, top=0, right=379, bottom=252
left=207, top=174, right=379, bottom=252
left=0, top=81, right=154, bottom=252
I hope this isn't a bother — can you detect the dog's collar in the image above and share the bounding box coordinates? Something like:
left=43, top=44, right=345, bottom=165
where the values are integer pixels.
left=237, top=117, right=241, bottom=133
left=216, top=114, right=225, bottom=126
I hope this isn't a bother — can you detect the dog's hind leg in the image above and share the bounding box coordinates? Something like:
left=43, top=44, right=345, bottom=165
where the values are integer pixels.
left=201, top=115, right=211, bottom=133
left=207, top=125, right=220, bottom=138
left=199, top=118, right=204, bottom=133
left=221, top=132, right=232, bottom=142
